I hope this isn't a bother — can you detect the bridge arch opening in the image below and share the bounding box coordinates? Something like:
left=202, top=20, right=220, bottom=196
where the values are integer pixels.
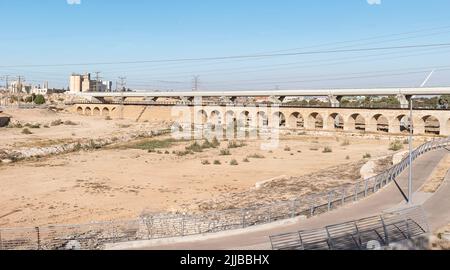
left=348, top=114, right=366, bottom=131
left=272, top=112, right=286, bottom=128
left=197, top=110, right=208, bottom=125
left=327, top=113, right=344, bottom=130
left=76, top=107, right=83, bottom=115
left=371, top=114, right=389, bottom=133
left=307, top=113, right=324, bottom=129
left=422, top=115, right=441, bottom=135
left=288, top=112, right=304, bottom=129
left=210, top=110, right=222, bottom=131
left=84, top=107, right=92, bottom=116
left=93, top=107, right=101, bottom=116
left=256, top=111, right=269, bottom=128
left=102, top=108, right=110, bottom=117
left=238, top=111, right=252, bottom=128
left=395, top=115, right=411, bottom=133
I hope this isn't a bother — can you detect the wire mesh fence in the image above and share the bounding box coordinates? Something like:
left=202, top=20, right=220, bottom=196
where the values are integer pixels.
left=0, top=137, right=448, bottom=250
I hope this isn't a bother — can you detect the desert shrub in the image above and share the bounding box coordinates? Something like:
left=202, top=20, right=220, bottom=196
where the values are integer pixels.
left=105, top=116, right=112, bottom=121
left=25, top=123, right=40, bottom=129
left=175, top=150, right=193, bottom=156
left=64, top=120, right=78, bottom=126
left=323, top=147, right=333, bottom=153
left=363, top=153, right=372, bottom=159
left=230, top=159, right=239, bottom=166
left=243, top=158, right=250, bottom=163
left=310, top=147, right=319, bottom=151
left=227, top=140, right=246, bottom=149
left=201, top=160, right=210, bottom=165
left=220, top=149, right=231, bottom=156
left=213, top=160, right=221, bottom=165
left=341, top=139, right=351, bottom=146
left=134, top=138, right=177, bottom=151
left=164, top=151, right=170, bottom=154
left=284, top=146, right=291, bottom=152
left=51, top=119, right=63, bottom=126
left=211, top=137, right=220, bottom=147
left=403, top=139, right=410, bottom=145
left=22, top=128, right=32, bottom=135
left=346, top=155, right=350, bottom=160
left=389, top=140, right=404, bottom=151
left=43, top=124, right=50, bottom=128
left=186, top=141, right=203, bottom=152
left=247, top=153, right=265, bottom=159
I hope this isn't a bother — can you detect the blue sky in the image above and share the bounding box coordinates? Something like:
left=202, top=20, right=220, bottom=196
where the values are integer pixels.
left=1, top=0, right=450, bottom=90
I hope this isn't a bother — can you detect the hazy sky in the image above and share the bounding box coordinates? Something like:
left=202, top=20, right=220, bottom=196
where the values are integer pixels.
left=1, top=0, right=450, bottom=90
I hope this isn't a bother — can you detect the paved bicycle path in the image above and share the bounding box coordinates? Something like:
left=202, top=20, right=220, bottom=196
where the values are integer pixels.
left=108, top=149, right=448, bottom=250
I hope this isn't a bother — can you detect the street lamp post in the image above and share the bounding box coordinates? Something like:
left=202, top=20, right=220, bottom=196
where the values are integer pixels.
left=408, top=95, right=414, bottom=205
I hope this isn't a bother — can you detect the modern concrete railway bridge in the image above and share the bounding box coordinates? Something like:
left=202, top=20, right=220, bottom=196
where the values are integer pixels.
left=72, top=87, right=450, bottom=136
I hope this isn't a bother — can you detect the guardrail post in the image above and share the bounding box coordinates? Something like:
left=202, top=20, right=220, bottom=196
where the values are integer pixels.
left=241, top=210, right=246, bottom=228
left=327, top=192, right=332, bottom=212
left=35, top=227, right=41, bottom=250
left=364, top=180, right=368, bottom=197
left=354, top=183, right=359, bottom=201
left=291, top=200, right=296, bottom=218
left=181, top=214, right=186, bottom=237
left=341, top=188, right=345, bottom=205
left=310, top=203, right=315, bottom=217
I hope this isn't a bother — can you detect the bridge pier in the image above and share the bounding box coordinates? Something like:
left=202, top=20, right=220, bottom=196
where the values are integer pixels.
left=328, top=95, right=343, bottom=108
left=396, top=94, right=410, bottom=109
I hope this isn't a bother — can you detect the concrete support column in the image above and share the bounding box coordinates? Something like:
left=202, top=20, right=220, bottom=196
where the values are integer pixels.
left=329, top=95, right=343, bottom=108
left=414, top=117, right=425, bottom=135
left=389, top=118, right=401, bottom=134
left=366, top=117, right=377, bottom=132
left=396, top=94, right=410, bottom=109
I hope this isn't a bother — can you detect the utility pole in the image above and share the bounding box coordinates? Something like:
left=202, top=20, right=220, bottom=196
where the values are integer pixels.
left=0, top=75, right=10, bottom=91
left=118, top=76, right=127, bottom=119
left=192, top=75, right=200, bottom=92
left=17, top=76, right=25, bottom=93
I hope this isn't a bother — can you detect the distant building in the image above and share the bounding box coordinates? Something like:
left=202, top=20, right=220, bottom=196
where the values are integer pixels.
left=9, top=81, right=31, bottom=94
left=70, top=73, right=112, bottom=93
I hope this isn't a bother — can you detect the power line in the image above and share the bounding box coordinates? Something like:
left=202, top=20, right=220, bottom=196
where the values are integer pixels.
left=2, top=42, right=450, bottom=68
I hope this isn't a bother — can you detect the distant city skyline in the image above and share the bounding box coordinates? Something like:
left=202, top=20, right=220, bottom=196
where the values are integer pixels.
left=1, top=0, right=450, bottom=90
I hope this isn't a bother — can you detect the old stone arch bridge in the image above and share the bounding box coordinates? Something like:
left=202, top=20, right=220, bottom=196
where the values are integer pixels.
left=73, top=103, right=450, bottom=136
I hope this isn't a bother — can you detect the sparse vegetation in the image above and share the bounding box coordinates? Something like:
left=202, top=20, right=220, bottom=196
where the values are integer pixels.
left=220, top=149, right=231, bottom=156
left=346, top=155, right=350, bottom=160
left=247, top=153, right=265, bottom=159
left=33, top=94, right=46, bottom=105
left=323, top=147, right=333, bottom=153
left=201, top=160, right=210, bottom=165
left=186, top=141, right=204, bottom=152
left=134, top=138, right=178, bottom=151
left=243, top=158, right=250, bottom=163
left=25, top=123, right=41, bottom=129
left=64, top=120, right=78, bottom=126
left=363, top=153, right=372, bottom=159
left=284, top=146, right=291, bottom=152
left=174, top=150, right=194, bottom=156
left=51, top=119, right=63, bottom=126
left=389, top=140, right=404, bottom=151
left=341, top=139, right=351, bottom=146
left=230, top=159, right=239, bottom=166
left=227, top=140, right=246, bottom=149
left=310, top=147, right=319, bottom=151
left=105, top=116, right=112, bottom=121
left=22, top=128, right=33, bottom=135
left=213, top=160, right=221, bottom=165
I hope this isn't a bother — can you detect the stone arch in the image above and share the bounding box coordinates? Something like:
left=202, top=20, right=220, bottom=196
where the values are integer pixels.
left=197, top=109, right=208, bottom=125
left=370, top=114, right=389, bottom=133
left=327, top=113, right=344, bottom=130
left=102, top=107, right=110, bottom=117
left=93, top=107, right=101, bottom=116
left=238, top=111, right=251, bottom=128
left=288, top=112, right=304, bottom=128
left=307, top=112, right=324, bottom=129
left=347, top=114, right=366, bottom=131
left=84, top=107, right=92, bottom=116
left=256, top=111, right=269, bottom=128
left=272, top=112, right=286, bottom=128
left=76, top=107, right=83, bottom=115
left=422, top=115, right=440, bottom=135
left=225, top=110, right=236, bottom=126
left=393, top=114, right=411, bottom=134
left=210, top=110, right=222, bottom=125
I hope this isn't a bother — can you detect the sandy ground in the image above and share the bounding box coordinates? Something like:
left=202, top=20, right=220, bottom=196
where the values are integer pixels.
left=0, top=132, right=399, bottom=228
left=421, top=154, right=450, bottom=193
left=0, top=108, right=168, bottom=150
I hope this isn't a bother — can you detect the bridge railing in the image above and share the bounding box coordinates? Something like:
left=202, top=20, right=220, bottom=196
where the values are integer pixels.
left=0, top=137, right=448, bottom=250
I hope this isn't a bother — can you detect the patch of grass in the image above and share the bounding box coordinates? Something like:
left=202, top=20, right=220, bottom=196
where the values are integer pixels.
left=213, top=160, right=221, bottom=165
left=134, top=138, right=178, bottom=151
left=227, top=140, right=246, bottom=149
left=230, top=159, right=239, bottom=166
left=363, top=153, right=372, bottom=159
left=323, top=147, right=333, bottom=153
left=25, top=123, right=40, bottom=129
left=389, top=140, right=404, bottom=151
left=174, top=150, right=193, bottom=156
left=22, top=128, right=33, bottom=135
left=247, top=153, right=265, bottom=159
left=220, top=149, right=231, bottom=156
